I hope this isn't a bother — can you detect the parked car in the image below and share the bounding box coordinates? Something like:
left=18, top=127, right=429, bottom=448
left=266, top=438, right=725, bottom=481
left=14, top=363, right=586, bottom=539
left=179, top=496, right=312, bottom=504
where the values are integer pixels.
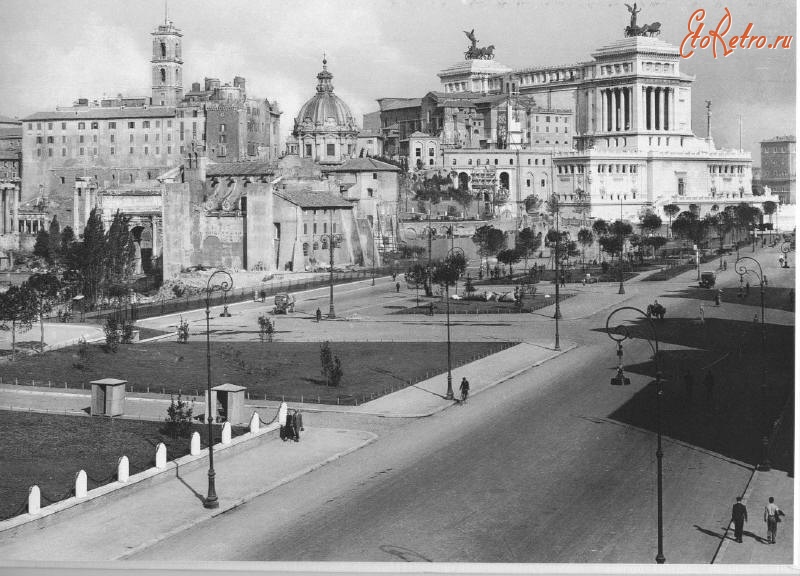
left=699, top=271, right=716, bottom=288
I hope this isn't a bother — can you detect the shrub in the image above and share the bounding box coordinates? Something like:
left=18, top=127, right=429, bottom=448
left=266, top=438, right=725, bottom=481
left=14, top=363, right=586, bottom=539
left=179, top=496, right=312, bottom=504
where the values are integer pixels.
left=320, top=341, right=343, bottom=387
left=164, top=394, right=194, bottom=438
left=177, top=317, right=189, bottom=343
left=103, top=317, right=120, bottom=353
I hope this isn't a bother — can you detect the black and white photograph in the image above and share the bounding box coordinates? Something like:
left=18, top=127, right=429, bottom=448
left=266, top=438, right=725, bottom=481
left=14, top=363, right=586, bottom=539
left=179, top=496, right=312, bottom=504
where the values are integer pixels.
left=0, top=0, right=795, bottom=574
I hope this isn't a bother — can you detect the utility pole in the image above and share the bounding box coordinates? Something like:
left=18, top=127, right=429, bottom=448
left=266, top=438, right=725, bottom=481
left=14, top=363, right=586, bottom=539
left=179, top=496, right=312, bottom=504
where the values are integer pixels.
left=705, top=100, right=712, bottom=140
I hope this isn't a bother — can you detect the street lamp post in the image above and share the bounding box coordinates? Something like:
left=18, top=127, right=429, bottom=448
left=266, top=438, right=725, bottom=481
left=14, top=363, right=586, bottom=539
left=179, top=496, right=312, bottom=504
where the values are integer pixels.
left=735, top=256, right=771, bottom=470
left=204, top=269, right=233, bottom=509
left=618, top=195, right=626, bottom=295
left=780, top=241, right=790, bottom=268
left=605, top=306, right=665, bottom=564
left=553, top=203, right=562, bottom=351
left=323, top=232, right=344, bottom=319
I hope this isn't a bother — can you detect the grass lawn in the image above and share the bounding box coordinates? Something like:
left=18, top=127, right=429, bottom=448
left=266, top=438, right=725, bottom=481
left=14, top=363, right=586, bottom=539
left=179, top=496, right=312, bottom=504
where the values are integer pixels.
left=0, top=341, right=515, bottom=405
left=392, top=293, right=576, bottom=315
left=0, top=411, right=245, bottom=521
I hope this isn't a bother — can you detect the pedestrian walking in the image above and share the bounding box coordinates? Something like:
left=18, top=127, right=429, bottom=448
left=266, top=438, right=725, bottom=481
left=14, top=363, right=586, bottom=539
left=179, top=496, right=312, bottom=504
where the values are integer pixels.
left=396, top=282, right=400, bottom=293
left=315, top=308, right=322, bottom=322
left=714, top=289, right=722, bottom=306
left=392, top=272, right=397, bottom=282
left=723, top=259, right=727, bottom=271
left=459, top=377, right=470, bottom=403
left=732, top=496, right=748, bottom=543
left=703, top=372, right=715, bottom=403
left=429, top=302, right=435, bottom=316
left=684, top=370, right=694, bottom=403
left=291, top=409, right=304, bottom=442
left=745, top=281, right=750, bottom=296
left=278, top=402, right=289, bottom=441
left=764, top=496, right=785, bottom=544
left=699, top=303, right=705, bottom=325
left=560, top=274, right=566, bottom=288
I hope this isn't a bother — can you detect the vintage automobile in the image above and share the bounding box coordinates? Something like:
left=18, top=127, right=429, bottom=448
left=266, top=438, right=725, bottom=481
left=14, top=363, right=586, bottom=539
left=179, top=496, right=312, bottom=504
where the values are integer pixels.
left=699, top=271, right=716, bottom=288
left=272, top=293, right=295, bottom=314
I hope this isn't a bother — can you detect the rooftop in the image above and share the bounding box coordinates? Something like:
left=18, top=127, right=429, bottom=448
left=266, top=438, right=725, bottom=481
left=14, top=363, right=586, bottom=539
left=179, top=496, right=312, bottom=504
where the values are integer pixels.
left=274, top=188, right=353, bottom=210
left=23, top=107, right=177, bottom=122
left=324, top=157, right=400, bottom=173
left=206, top=161, right=276, bottom=177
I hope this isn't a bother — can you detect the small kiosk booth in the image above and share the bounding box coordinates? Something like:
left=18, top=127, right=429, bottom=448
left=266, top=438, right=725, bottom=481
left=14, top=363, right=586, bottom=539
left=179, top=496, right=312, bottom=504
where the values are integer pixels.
left=90, top=378, right=127, bottom=416
left=206, top=383, right=247, bottom=424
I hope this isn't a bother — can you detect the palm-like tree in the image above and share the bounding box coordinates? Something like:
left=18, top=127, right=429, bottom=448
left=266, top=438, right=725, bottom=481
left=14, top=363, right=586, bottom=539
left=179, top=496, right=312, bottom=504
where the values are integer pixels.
left=577, top=228, right=594, bottom=270
left=663, top=204, right=680, bottom=238
left=762, top=201, right=777, bottom=240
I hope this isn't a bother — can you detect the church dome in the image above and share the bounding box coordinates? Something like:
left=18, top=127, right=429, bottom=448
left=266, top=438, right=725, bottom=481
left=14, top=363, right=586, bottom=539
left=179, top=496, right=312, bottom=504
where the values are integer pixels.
left=294, top=58, right=358, bottom=133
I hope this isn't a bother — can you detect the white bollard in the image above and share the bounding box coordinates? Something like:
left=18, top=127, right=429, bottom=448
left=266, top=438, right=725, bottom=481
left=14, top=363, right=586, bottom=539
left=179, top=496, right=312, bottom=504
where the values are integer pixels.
left=221, top=421, right=232, bottom=445
left=190, top=431, right=201, bottom=456
left=155, top=442, right=167, bottom=469
left=249, top=412, right=260, bottom=434
left=75, top=470, right=87, bottom=498
left=28, top=485, right=41, bottom=515
left=117, top=456, right=129, bottom=483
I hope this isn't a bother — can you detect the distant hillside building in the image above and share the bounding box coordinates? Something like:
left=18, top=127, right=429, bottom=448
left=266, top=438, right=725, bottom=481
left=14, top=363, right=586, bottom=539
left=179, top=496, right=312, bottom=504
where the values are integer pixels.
left=20, top=16, right=281, bottom=236
left=760, top=136, right=795, bottom=205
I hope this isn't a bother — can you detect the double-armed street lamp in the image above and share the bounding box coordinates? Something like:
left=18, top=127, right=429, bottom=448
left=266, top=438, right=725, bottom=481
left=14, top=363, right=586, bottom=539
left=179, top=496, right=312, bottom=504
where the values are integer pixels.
left=605, top=306, right=665, bottom=564
left=204, top=269, right=233, bottom=509
left=618, top=195, right=626, bottom=295
left=735, top=256, right=771, bottom=470
left=322, top=232, right=344, bottom=319
left=432, top=248, right=464, bottom=400
left=780, top=241, right=791, bottom=268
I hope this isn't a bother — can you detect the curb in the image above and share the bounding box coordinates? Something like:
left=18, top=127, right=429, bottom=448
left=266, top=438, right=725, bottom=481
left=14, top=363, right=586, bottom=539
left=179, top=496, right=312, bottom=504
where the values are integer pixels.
left=112, top=429, right=378, bottom=560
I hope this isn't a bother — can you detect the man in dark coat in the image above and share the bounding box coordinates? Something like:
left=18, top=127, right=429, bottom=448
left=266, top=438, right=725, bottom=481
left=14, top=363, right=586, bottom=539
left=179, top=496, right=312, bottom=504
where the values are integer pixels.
left=292, top=409, right=304, bottom=442
left=732, top=496, right=748, bottom=543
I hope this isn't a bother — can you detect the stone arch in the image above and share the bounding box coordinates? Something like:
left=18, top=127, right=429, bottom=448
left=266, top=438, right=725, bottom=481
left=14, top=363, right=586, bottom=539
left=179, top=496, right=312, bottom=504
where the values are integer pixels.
left=499, top=172, right=510, bottom=189
left=202, top=236, right=222, bottom=266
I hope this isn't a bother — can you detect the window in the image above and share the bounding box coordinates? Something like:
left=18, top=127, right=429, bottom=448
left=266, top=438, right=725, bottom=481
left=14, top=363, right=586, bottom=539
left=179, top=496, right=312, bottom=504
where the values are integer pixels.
left=92, top=135, right=97, bottom=143
left=48, top=148, right=53, bottom=157
left=313, top=223, right=317, bottom=234
left=47, top=122, right=53, bottom=130
left=156, top=120, right=161, bottom=128
left=143, top=121, right=150, bottom=129
left=323, top=223, right=328, bottom=234
left=219, top=124, right=226, bottom=133
left=167, top=146, right=172, bottom=154
left=155, top=147, right=160, bottom=155
left=367, top=188, right=374, bottom=197
left=428, top=148, right=434, bottom=157
left=37, top=149, right=41, bottom=157
left=36, top=122, right=41, bottom=129
left=302, top=242, right=309, bottom=256
left=167, top=133, right=172, bottom=142
left=510, top=159, right=514, bottom=165
left=326, top=143, right=335, bottom=156
left=129, top=147, right=134, bottom=154
left=79, top=147, right=84, bottom=156
left=91, top=122, right=98, bottom=130
left=494, top=159, right=498, bottom=165
left=129, top=134, right=134, bottom=143
left=27, top=123, right=32, bottom=130
left=144, top=134, right=149, bottom=143
left=78, top=122, right=85, bottom=130
left=160, top=68, right=166, bottom=83
left=452, top=159, right=457, bottom=166
left=303, top=223, right=308, bottom=235
left=110, top=147, right=115, bottom=155
left=219, top=134, right=226, bottom=143
left=678, top=177, right=685, bottom=196
left=305, top=143, right=312, bottom=156
left=36, top=136, right=43, bottom=144
left=92, top=147, right=97, bottom=155
left=167, top=120, right=172, bottom=128
left=61, top=122, right=66, bottom=130
left=47, top=136, right=54, bottom=144
left=372, top=173, right=378, bottom=180
left=60, top=176, right=65, bottom=184
left=128, top=122, right=135, bottom=129
left=144, top=146, right=149, bottom=155
left=526, top=179, right=531, bottom=187
left=61, top=148, right=66, bottom=157
left=546, top=116, right=551, bottom=122
left=110, top=134, right=115, bottom=143
left=415, top=148, right=421, bottom=157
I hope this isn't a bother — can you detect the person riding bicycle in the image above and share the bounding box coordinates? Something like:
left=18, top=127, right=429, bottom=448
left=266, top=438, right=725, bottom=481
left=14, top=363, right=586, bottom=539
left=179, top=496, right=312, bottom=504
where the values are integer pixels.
left=459, top=377, right=470, bottom=403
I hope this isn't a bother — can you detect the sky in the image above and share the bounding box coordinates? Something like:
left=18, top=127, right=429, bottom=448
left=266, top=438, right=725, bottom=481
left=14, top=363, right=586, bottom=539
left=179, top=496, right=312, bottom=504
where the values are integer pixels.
left=0, top=0, right=795, bottom=164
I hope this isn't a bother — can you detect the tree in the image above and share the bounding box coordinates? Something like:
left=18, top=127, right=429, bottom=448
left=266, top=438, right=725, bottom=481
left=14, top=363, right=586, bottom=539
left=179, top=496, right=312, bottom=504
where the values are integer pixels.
left=60, top=226, right=77, bottom=268
left=430, top=254, right=462, bottom=290
left=577, top=228, right=594, bottom=268
left=471, top=225, right=506, bottom=276
left=77, top=208, right=106, bottom=305
left=320, top=341, right=343, bottom=387
left=496, top=248, right=521, bottom=278
left=573, top=188, right=592, bottom=227
left=0, top=284, right=38, bottom=361
left=26, top=273, right=61, bottom=351
left=104, top=210, right=136, bottom=287
left=48, top=216, right=61, bottom=263
left=523, top=194, right=542, bottom=215
left=642, top=235, right=668, bottom=258
left=639, top=212, right=663, bottom=237
left=516, top=227, right=541, bottom=271
left=663, top=204, right=680, bottom=237
left=671, top=211, right=708, bottom=246
left=33, top=229, right=51, bottom=262
left=762, top=200, right=777, bottom=239
left=592, top=218, right=609, bottom=261
left=164, top=394, right=194, bottom=438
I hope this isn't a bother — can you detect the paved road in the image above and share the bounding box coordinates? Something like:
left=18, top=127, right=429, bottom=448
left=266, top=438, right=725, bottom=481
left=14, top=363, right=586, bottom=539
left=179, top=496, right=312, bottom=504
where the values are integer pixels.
left=129, top=246, right=795, bottom=563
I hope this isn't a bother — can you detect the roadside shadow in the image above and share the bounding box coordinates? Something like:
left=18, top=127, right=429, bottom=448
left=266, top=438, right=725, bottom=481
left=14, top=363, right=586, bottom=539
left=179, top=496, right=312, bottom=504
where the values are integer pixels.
left=743, top=530, right=768, bottom=544
left=379, top=544, right=433, bottom=562
left=694, top=524, right=726, bottom=541
left=175, top=466, right=205, bottom=503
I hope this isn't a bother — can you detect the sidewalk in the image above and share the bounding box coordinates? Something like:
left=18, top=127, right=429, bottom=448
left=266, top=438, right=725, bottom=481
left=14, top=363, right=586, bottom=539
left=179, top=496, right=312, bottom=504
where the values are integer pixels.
left=0, top=426, right=376, bottom=561
left=714, top=468, right=794, bottom=565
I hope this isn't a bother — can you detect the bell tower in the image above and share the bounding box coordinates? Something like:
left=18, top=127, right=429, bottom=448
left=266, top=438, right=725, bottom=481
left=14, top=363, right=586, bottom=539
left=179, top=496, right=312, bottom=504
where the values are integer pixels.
left=151, top=19, right=183, bottom=106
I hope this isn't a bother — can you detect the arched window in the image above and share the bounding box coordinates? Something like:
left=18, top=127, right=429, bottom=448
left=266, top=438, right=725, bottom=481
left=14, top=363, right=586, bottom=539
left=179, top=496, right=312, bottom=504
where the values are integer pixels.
left=160, top=68, right=166, bottom=84
left=160, top=42, right=166, bottom=58
left=302, top=242, right=309, bottom=256
left=321, top=238, right=328, bottom=250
